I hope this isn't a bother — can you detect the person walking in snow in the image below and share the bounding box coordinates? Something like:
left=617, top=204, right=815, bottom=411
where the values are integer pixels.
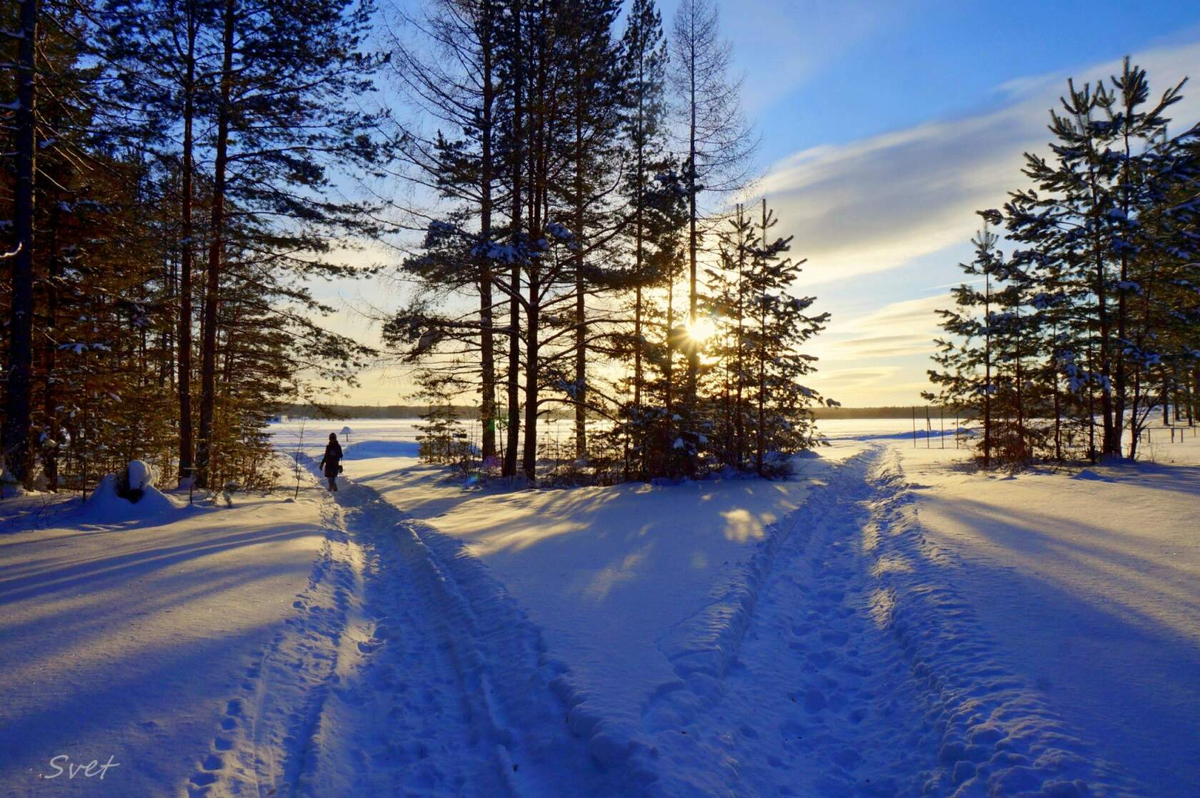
left=319, top=433, right=344, bottom=492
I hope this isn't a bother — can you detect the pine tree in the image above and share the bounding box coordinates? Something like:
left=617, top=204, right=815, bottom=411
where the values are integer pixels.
left=190, top=0, right=384, bottom=488
left=100, top=0, right=223, bottom=486
left=935, top=59, right=1200, bottom=465
left=927, top=220, right=1004, bottom=466
left=669, top=0, right=755, bottom=415
left=614, top=0, right=675, bottom=477
left=385, top=0, right=508, bottom=464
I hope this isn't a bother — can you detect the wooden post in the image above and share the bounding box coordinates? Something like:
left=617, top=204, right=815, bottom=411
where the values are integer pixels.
left=925, top=406, right=931, bottom=449
left=912, top=406, right=917, bottom=448
left=940, top=406, right=945, bottom=449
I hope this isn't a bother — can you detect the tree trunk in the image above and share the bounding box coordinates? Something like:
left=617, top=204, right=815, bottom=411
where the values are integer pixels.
left=43, top=194, right=61, bottom=489
left=631, top=59, right=645, bottom=475
left=685, top=38, right=698, bottom=411
left=522, top=283, right=539, bottom=481
left=755, top=199, right=766, bottom=475
left=502, top=0, right=523, bottom=479
left=665, top=267, right=674, bottom=417
left=572, top=53, right=586, bottom=461
left=178, top=4, right=197, bottom=485
left=195, top=0, right=235, bottom=489
left=1053, top=364, right=1062, bottom=462
left=1185, top=369, right=1195, bottom=427
left=478, top=0, right=497, bottom=463
left=1113, top=123, right=1132, bottom=456
left=735, top=205, right=745, bottom=470
left=1090, top=168, right=1116, bottom=456
left=1128, top=371, right=1141, bottom=460
left=4, top=0, right=38, bottom=487
left=983, top=271, right=991, bottom=467
left=1163, top=378, right=1170, bottom=427
left=1014, top=308, right=1024, bottom=459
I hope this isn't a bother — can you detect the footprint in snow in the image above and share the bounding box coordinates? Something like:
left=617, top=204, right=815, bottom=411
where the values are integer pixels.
left=820, top=629, right=850, bottom=646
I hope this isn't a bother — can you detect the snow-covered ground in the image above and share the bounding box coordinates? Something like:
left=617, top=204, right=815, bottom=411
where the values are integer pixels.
left=1, top=417, right=1196, bottom=796
left=0, top=482, right=328, bottom=796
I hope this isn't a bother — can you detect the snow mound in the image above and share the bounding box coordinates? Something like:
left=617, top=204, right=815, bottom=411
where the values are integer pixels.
left=84, top=472, right=178, bottom=524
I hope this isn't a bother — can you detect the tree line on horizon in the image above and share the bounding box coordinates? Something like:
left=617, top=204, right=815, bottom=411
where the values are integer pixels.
left=1, top=0, right=835, bottom=494
left=928, top=58, right=1200, bottom=465
left=283, top=403, right=949, bottom=421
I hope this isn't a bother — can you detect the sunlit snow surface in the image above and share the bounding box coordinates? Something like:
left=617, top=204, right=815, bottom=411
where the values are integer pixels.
left=267, top=416, right=1200, bottom=795
left=0, top=417, right=1196, bottom=796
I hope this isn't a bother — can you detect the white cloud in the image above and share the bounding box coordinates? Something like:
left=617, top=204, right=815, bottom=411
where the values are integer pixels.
left=759, top=40, right=1200, bottom=286
left=810, top=293, right=951, bottom=362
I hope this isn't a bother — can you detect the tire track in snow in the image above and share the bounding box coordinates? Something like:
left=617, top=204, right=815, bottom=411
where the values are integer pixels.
left=187, top=461, right=511, bottom=797
left=186, top=482, right=362, bottom=797
left=643, top=447, right=884, bottom=739
left=310, top=463, right=626, bottom=796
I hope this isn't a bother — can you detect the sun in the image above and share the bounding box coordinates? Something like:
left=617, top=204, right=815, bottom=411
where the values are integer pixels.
left=686, top=316, right=716, bottom=343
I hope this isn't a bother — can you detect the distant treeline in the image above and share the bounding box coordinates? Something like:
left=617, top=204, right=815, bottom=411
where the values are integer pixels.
left=285, top=404, right=972, bottom=421
left=814, top=406, right=974, bottom=420
left=283, top=404, right=470, bottom=420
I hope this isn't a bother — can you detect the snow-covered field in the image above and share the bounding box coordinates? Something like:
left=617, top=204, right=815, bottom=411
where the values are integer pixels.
left=1, top=417, right=1197, bottom=796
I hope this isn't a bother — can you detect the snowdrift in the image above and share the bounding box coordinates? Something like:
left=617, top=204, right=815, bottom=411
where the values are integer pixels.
left=83, top=473, right=180, bottom=525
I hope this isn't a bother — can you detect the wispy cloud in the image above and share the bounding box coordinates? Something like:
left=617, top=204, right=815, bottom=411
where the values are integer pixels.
left=760, top=41, right=1200, bottom=286
left=721, top=0, right=910, bottom=115
left=812, top=293, right=951, bottom=362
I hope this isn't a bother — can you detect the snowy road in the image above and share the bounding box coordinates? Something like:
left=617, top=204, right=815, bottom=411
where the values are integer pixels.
left=206, top=464, right=515, bottom=796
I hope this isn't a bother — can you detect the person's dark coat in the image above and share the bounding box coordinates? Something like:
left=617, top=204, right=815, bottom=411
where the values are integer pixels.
left=320, top=440, right=343, bottom=479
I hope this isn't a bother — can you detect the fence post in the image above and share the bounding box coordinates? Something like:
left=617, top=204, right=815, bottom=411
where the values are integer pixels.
left=912, top=406, right=917, bottom=448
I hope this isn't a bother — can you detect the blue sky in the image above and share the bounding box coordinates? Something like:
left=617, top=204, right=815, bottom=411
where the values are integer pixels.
left=326, top=0, right=1200, bottom=407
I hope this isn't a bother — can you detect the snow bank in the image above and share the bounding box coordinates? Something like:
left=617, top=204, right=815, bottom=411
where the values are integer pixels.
left=126, top=459, right=154, bottom=492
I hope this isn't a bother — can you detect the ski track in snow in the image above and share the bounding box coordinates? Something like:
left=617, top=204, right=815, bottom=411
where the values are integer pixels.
left=188, top=457, right=623, bottom=798
left=184, top=446, right=1148, bottom=797
left=642, top=446, right=1143, bottom=797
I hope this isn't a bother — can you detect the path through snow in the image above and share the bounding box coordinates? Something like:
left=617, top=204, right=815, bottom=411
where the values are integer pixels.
left=205, top=457, right=625, bottom=797
left=644, top=446, right=1139, bottom=797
